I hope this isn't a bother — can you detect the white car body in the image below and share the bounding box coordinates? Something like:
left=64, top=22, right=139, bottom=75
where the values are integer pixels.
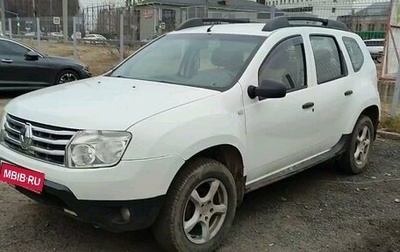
left=83, top=34, right=107, bottom=44
left=364, top=38, right=385, bottom=62
left=0, top=17, right=381, bottom=250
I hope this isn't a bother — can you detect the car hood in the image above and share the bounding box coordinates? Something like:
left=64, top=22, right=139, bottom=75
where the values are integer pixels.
left=4, top=76, right=219, bottom=130
left=45, top=55, right=83, bottom=65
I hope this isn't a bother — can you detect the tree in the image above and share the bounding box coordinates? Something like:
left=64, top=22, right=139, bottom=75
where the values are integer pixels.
left=4, top=0, right=80, bottom=18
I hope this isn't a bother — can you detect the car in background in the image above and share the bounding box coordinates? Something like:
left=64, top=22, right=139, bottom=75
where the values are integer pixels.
left=83, top=34, right=108, bottom=44
left=364, top=38, right=385, bottom=63
left=0, top=37, right=91, bottom=91
left=0, top=31, right=9, bottom=37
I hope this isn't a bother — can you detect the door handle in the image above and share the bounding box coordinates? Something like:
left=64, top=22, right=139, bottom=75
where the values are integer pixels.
left=1, top=59, right=13, bottom=63
left=344, top=90, right=353, bottom=96
left=302, top=102, right=314, bottom=109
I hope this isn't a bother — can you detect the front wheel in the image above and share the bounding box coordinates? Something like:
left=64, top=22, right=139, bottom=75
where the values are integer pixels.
left=152, top=158, right=237, bottom=252
left=336, top=115, right=375, bottom=174
left=56, top=70, right=79, bottom=84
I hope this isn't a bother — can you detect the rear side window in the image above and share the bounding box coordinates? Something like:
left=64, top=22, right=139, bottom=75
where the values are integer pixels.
left=343, top=37, right=364, bottom=72
left=310, top=35, right=347, bottom=84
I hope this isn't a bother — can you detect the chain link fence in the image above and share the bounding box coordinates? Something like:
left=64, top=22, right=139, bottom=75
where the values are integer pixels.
left=2, top=1, right=391, bottom=51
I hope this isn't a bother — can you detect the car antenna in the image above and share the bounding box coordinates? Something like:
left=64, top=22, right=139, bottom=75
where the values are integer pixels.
left=207, top=24, right=214, bottom=32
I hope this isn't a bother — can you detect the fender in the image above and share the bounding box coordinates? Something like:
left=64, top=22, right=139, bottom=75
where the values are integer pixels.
left=343, top=98, right=380, bottom=135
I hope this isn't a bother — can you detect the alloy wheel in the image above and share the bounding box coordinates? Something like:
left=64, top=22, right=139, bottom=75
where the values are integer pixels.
left=354, top=125, right=371, bottom=167
left=59, top=73, right=78, bottom=83
left=183, top=178, right=228, bottom=244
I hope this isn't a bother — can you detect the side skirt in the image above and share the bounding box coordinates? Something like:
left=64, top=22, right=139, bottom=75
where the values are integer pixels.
left=244, top=134, right=351, bottom=194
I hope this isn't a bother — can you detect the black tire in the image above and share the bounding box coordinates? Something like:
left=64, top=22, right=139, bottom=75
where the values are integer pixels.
left=152, top=158, right=237, bottom=252
left=55, top=70, right=79, bottom=84
left=336, top=115, right=375, bottom=174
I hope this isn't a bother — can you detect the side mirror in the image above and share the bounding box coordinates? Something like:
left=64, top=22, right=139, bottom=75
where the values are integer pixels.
left=247, top=79, right=287, bottom=100
left=25, top=51, right=40, bottom=61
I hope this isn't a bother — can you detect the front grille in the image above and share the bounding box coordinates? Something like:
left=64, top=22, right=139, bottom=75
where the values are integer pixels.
left=3, top=114, right=77, bottom=165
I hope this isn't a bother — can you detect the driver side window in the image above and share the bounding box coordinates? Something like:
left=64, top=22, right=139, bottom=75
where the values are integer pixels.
left=258, top=36, right=307, bottom=92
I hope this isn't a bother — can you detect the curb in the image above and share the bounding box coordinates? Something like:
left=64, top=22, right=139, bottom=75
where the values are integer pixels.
left=377, top=130, right=400, bottom=140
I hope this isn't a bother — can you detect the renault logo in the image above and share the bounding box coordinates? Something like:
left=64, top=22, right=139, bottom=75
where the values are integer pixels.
left=20, top=123, right=33, bottom=150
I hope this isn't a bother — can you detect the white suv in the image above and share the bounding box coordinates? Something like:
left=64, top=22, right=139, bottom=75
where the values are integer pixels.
left=0, top=17, right=381, bottom=252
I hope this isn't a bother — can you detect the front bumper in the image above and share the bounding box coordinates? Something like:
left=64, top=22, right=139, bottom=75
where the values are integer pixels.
left=80, top=69, right=92, bottom=79
left=0, top=144, right=185, bottom=231
left=12, top=179, right=164, bottom=232
left=369, top=52, right=383, bottom=58
left=0, top=143, right=184, bottom=200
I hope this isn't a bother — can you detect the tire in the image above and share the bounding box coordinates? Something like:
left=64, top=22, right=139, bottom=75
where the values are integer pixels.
left=55, top=70, right=79, bottom=84
left=336, top=115, right=375, bottom=174
left=152, top=158, right=237, bottom=252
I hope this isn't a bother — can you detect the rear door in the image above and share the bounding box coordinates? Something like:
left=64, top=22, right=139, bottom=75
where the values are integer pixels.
left=0, top=39, right=51, bottom=90
left=306, top=34, right=350, bottom=152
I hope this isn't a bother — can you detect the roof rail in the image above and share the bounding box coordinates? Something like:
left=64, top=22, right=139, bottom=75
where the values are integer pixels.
left=262, top=16, right=350, bottom=32
left=176, top=18, right=251, bottom=31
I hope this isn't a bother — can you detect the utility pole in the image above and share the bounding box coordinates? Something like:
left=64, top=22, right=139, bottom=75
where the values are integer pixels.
left=390, top=63, right=400, bottom=118
left=0, top=0, right=6, bottom=35
left=205, top=0, right=208, bottom=18
left=62, top=0, right=68, bottom=43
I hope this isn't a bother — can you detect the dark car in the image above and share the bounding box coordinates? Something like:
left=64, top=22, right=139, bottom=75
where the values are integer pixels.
left=0, top=37, right=91, bottom=91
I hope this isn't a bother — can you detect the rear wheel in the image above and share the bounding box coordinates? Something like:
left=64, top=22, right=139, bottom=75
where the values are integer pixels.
left=336, top=115, right=375, bottom=174
left=152, top=158, right=237, bottom=252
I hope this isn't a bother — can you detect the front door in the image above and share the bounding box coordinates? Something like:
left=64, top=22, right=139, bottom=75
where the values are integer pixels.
left=243, top=35, right=318, bottom=183
left=0, top=40, right=50, bottom=90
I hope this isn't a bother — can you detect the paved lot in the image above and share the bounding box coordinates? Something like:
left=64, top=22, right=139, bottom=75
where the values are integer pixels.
left=0, top=95, right=400, bottom=252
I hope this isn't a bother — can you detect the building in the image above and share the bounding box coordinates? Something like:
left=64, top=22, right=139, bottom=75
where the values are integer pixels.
left=257, top=0, right=388, bottom=20
left=133, top=0, right=277, bottom=40
left=337, top=2, right=389, bottom=34
left=4, top=0, right=80, bottom=18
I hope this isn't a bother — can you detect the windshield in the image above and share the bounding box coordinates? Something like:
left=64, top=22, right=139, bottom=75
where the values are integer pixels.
left=109, top=33, right=265, bottom=91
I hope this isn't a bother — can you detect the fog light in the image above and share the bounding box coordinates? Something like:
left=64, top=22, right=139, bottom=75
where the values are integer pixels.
left=121, top=207, right=131, bottom=222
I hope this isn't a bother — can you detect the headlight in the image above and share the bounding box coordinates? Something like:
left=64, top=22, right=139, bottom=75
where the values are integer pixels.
left=66, top=130, right=132, bottom=168
left=82, top=65, right=89, bottom=72
left=0, top=112, right=6, bottom=143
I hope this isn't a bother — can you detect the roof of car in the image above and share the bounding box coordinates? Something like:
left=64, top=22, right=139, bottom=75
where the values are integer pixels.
left=171, top=17, right=351, bottom=37
left=0, top=37, right=15, bottom=42
left=171, top=23, right=272, bottom=36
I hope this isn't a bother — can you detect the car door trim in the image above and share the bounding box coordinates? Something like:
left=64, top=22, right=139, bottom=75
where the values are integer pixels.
left=245, top=133, right=351, bottom=193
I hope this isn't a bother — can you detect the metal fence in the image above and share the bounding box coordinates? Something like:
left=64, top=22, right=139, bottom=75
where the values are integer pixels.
left=3, top=1, right=392, bottom=43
